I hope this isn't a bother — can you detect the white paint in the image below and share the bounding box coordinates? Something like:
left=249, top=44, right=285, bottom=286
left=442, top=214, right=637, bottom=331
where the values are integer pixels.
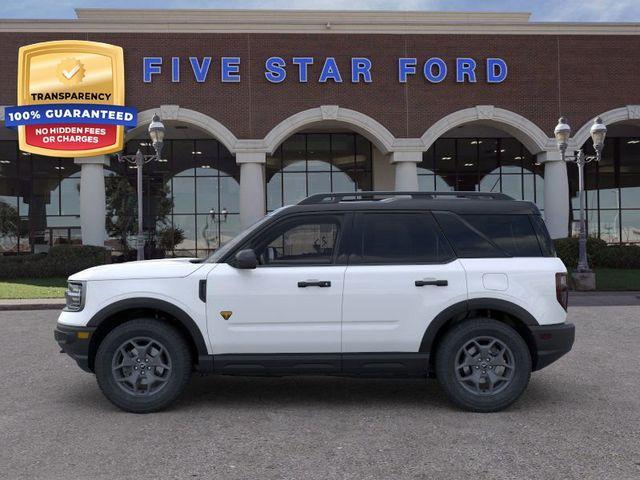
left=482, top=273, right=509, bottom=291
left=341, top=262, right=468, bottom=352
left=391, top=151, right=421, bottom=191
left=206, top=263, right=346, bottom=353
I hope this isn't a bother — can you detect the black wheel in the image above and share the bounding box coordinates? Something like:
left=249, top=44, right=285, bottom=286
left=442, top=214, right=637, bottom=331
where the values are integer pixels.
left=95, top=319, right=192, bottom=413
left=435, top=318, right=531, bottom=412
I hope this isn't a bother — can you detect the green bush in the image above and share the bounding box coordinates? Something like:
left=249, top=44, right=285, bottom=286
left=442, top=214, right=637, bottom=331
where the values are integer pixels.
left=554, top=237, right=640, bottom=269
left=0, top=245, right=109, bottom=279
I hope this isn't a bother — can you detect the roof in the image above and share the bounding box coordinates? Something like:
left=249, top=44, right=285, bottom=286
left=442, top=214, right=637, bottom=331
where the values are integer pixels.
left=0, top=9, right=638, bottom=35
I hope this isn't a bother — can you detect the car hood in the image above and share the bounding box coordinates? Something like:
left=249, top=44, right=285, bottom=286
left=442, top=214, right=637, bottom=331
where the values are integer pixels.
left=69, top=258, right=206, bottom=281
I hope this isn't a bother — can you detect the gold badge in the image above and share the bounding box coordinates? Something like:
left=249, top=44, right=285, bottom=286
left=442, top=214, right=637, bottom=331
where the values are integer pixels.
left=16, top=40, right=126, bottom=157
left=220, top=311, right=233, bottom=320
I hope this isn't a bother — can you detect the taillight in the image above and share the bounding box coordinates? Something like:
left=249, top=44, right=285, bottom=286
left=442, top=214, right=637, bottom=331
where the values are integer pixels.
left=556, top=272, right=568, bottom=311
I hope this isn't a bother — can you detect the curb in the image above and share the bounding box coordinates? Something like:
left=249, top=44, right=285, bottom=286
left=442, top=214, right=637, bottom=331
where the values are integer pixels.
left=0, top=301, right=65, bottom=311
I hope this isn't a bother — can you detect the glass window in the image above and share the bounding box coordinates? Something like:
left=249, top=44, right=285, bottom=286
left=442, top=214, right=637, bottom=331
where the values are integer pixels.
left=434, top=211, right=506, bottom=258
left=462, top=214, right=542, bottom=257
left=356, top=212, right=454, bottom=264
left=257, top=217, right=340, bottom=266
left=621, top=210, right=640, bottom=243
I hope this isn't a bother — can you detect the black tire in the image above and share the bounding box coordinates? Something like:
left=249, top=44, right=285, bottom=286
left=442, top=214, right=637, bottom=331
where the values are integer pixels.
left=435, top=318, right=531, bottom=412
left=95, top=319, right=192, bottom=413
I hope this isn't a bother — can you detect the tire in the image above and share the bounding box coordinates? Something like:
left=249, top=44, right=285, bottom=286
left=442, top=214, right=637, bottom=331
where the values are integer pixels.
left=95, top=319, right=192, bottom=413
left=435, top=318, right=531, bottom=412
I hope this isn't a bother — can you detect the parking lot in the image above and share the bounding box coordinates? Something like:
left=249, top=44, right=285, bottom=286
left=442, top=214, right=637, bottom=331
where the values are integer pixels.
left=1, top=306, right=639, bottom=480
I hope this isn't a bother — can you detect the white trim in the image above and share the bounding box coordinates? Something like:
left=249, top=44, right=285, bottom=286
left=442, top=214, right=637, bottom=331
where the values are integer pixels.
left=572, top=105, right=640, bottom=148
left=420, top=106, right=553, bottom=154
left=0, top=10, right=639, bottom=35
left=127, top=106, right=239, bottom=153
left=263, top=106, right=396, bottom=155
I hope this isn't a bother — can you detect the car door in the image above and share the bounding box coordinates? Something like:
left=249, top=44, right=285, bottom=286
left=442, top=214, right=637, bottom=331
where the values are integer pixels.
left=341, top=211, right=468, bottom=355
left=207, top=213, right=349, bottom=356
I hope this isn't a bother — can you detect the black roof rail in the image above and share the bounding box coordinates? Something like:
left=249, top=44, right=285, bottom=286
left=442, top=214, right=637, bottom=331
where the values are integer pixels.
left=298, top=191, right=512, bottom=205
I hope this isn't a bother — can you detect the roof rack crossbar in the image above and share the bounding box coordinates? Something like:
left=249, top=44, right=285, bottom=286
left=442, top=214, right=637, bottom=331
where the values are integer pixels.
left=298, top=191, right=512, bottom=205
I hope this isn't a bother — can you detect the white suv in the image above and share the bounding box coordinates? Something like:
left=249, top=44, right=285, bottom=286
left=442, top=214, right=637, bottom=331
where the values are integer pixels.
left=55, top=191, right=574, bottom=413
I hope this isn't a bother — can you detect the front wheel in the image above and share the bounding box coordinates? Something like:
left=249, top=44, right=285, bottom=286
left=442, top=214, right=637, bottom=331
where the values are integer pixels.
left=435, top=318, right=531, bottom=412
left=95, top=319, right=192, bottom=413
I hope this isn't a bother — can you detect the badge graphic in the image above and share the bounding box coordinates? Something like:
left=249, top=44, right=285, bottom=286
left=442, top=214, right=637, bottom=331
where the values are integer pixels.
left=5, top=40, right=137, bottom=157
left=56, top=58, right=85, bottom=85
left=220, top=311, right=233, bottom=320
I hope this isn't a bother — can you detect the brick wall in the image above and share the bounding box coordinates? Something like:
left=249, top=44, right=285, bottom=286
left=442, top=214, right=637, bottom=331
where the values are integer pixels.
left=0, top=32, right=638, bottom=140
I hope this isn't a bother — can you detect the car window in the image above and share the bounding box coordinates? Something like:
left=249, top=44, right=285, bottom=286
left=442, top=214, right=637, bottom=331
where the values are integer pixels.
left=462, top=214, right=543, bottom=257
left=354, top=212, right=454, bottom=264
left=530, top=214, right=556, bottom=257
left=256, top=217, right=340, bottom=266
left=433, top=211, right=507, bottom=258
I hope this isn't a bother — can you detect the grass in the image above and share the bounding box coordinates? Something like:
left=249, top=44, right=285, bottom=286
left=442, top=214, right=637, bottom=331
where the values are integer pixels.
left=594, top=269, right=640, bottom=291
left=0, top=277, right=67, bottom=299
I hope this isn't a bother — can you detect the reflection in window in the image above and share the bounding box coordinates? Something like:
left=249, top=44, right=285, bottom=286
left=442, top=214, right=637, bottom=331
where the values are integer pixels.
left=266, top=133, right=373, bottom=211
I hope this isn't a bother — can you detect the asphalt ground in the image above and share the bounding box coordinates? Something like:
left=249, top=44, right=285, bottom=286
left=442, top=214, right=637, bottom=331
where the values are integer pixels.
left=0, top=307, right=639, bottom=480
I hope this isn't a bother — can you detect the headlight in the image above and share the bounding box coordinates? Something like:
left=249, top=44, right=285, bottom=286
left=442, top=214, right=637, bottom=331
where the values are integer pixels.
left=64, top=281, right=85, bottom=312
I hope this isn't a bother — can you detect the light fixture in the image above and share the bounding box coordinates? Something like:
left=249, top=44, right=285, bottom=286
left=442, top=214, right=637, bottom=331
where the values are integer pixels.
left=200, top=165, right=211, bottom=169
left=464, top=163, right=474, bottom=167
left=54, top=166, right=65, bottom=170
left=627, top=139, right=640, bottom=144
left=514, top=156, right=523, bottom=160
left=590, top=116, right=607, bottom=154
left=147, top=113, right=165, bottom=157
left=221, top=207, right=228, bottom=222
left=500, top=149, right=506, bottom=152
left=20, top=151, right=30, bottom=156
left=192, top=151, right=203, bottom=155
left=441, top=156, right=452, bottom=160
left=0, top=160, right=10, bottom=164
left=554, top=117, right=571, bottom=153
left=470, top=140, right=483, bottom=145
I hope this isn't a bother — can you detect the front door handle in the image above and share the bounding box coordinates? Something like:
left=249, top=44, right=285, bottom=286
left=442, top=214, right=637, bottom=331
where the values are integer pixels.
left=415, top=279, right=448, bottom=287
left=298, top=280, right=331, bottom=288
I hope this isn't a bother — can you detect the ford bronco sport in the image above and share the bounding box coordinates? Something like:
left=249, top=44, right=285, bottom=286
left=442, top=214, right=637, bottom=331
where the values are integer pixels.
left=55, top=191, right=574, bottom=413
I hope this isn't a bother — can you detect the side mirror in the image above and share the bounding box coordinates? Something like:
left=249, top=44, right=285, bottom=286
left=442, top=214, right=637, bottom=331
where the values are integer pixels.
left=234, top=249, right=258, bottom=269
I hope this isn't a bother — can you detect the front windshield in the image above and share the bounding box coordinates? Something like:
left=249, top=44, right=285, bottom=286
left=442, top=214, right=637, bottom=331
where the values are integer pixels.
left=205, top=207, right=290, bottom=263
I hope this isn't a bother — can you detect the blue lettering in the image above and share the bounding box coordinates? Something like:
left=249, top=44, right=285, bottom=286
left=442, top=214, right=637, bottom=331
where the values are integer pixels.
left=456, top=58, right=477, bottom=83
left=143, top=57, right=162, bottom=83
left=292, top=57, right=314, bottom=82
left=171, top=57, right=180, bottom=83
left=319, top=57, right=342, bottom=83
left=189, top=57, right=211, bottom=83
left=265, top=56, right=287, bottom=83
left=221, top=57, right=241, bottom=83
left=487, top=58, right=508, bottom=83
left=351, top=57, right=372, bottom=83
left=424, top=58, right=447, bottom=83
left=398, top=58, right=417, bottom=83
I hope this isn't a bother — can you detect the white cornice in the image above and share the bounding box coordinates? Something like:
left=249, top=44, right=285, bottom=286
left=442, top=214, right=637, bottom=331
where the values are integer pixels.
left=0, top=9, right=638, bottom=35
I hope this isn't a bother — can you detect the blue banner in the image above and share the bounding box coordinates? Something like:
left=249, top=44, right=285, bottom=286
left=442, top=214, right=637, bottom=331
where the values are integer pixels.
left=5, top=104, right=137, bottom=128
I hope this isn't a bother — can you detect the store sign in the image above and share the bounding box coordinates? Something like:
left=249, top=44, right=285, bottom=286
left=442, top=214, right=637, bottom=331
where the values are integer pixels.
left=142, top=56, right=508, bottom=84
left=5, top=40, right=136, bottom=157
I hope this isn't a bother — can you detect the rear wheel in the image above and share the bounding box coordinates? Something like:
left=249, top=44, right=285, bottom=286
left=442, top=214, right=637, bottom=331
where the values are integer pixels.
left=95, top=319, right=192, bottom=413
left=435, top=318, right=531, bottom=412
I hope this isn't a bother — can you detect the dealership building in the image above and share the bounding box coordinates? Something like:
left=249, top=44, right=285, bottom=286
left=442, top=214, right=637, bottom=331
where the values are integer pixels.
left=0, top=9, right=639, bottom=255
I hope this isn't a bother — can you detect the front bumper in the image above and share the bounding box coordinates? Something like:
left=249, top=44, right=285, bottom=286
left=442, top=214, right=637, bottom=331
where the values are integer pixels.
left=54, top=324, right=96, bottom=373
left=530, top=322, right=575, bottom=371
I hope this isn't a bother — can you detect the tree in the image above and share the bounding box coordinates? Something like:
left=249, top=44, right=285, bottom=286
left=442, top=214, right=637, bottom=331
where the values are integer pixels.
left=0, top=201, right=20, bottom=251
left=104, top=176, right=173, bottom=253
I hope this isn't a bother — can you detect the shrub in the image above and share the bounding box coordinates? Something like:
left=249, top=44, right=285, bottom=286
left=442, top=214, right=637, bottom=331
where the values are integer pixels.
left=0, top=245, right=110, bottom=279
left=554, top=237, right=640, bottom=269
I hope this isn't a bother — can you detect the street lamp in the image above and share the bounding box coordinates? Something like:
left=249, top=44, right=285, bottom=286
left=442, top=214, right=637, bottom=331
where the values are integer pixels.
left=554, top=116, right=607, bottom=273
left=117, top=113, right=166, bottom=261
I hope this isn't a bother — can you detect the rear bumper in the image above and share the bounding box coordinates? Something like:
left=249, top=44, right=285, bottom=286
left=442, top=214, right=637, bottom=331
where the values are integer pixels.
left=530, top=322, right=575, bottom=371
left=54, top=324, right=96, bottom=373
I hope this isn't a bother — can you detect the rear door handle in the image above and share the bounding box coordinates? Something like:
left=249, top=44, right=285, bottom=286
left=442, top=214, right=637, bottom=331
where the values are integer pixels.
left=415, top=279, right=448, bottom=287
left=298, top=280, right=331, bottom=288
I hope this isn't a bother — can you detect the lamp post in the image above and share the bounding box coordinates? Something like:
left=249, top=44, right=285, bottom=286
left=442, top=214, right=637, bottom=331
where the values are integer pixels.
left=554, top=116, right=607, bottom=273
left=117, top=114, right=166, bottom=261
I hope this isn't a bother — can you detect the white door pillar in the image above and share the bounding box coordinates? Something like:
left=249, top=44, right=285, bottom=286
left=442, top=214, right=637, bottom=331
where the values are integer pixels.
left=538, top=151, right=569, bottom=239
left=391, top=151, right=421, bottom=191
left=74, top=155, right=109, bottom=246
left=237, top=151, right=266, bottom=229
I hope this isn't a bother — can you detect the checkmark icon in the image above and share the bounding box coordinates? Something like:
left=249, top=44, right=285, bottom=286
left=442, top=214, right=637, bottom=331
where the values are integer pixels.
left=62, top=64, right=80, bottom=79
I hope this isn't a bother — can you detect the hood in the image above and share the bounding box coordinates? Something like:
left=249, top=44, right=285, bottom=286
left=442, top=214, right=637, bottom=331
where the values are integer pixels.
left=69, top=258, right=206, bottom=281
